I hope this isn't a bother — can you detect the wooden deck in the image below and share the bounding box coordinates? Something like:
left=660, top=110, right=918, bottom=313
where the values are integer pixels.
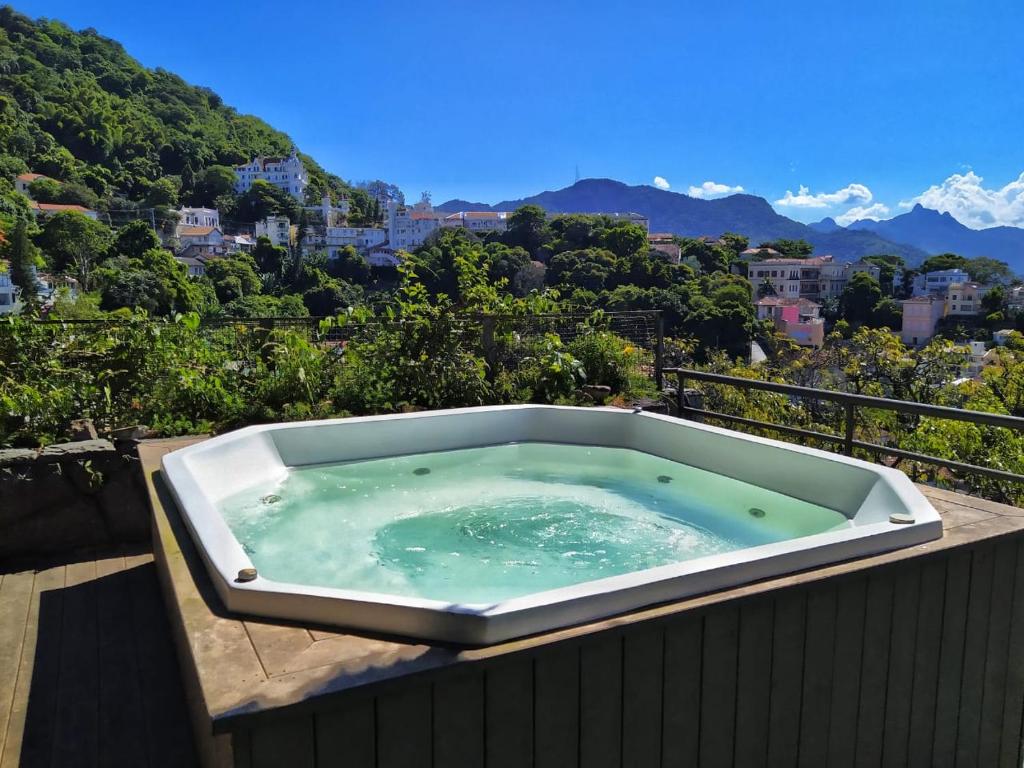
left=0, top=549, right=197, bottom=768
left=138, top=438, right=1024, bottom=767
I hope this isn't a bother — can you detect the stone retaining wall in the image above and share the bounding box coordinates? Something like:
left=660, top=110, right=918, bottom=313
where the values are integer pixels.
left=0, top=439, right=151, bottom=562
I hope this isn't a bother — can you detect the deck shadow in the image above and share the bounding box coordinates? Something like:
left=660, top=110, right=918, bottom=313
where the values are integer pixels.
left=17, top=562, right=198, bottom=768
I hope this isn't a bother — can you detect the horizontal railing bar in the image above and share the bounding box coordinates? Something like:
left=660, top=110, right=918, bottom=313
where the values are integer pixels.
left=667, top=368, right=1024, bottom=432
left=680, top=407, right=845, bottom=445
left=851, top=441, right=1024, bottom=485
left=689, top=408, right=1024, bottom=484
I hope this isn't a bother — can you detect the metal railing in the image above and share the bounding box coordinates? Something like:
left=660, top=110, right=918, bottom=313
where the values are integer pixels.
left=666, top=368, right=1024, bottom=486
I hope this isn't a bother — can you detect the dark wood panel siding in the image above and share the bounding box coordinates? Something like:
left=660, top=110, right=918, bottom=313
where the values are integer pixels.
left=231, top=532, right=1024, bottom=768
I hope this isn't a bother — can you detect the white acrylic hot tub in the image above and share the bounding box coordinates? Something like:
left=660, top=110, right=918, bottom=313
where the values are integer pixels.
left=160, top=405, right=942, bottom=644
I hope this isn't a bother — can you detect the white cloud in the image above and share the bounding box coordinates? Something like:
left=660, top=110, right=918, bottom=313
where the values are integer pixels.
left=774, top=183, right=873, bottom=209
left=687, top=180, right=744, bottom=198
left=898, top=171, right=1024, bottom=229
left=835, top=203, right=891, bottom=226
left=652, top=176, right=671, bottom=190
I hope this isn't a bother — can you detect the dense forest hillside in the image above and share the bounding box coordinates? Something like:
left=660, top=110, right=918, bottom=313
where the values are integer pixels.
left=439, top=179, right=930, bottom=264
left=0, top=5, right=356, bottom=228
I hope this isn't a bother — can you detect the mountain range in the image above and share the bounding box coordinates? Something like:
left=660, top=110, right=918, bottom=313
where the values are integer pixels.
left=843, top=205, right=1024, bottom=268
left=440, top=179, right=1024, bottom=272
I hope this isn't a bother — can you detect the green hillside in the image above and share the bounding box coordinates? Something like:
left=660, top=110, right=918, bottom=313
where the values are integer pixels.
left=0, top=4, right=357, bottom=229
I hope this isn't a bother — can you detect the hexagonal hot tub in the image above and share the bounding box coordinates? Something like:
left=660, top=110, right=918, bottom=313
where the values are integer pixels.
left=160, top=405, right=941, bottom=644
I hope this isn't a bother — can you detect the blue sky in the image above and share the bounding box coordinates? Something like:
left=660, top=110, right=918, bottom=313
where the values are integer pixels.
left=13, top=0, right=1024, bottom=228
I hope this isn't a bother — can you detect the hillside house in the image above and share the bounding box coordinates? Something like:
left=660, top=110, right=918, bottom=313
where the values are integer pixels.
left=755, top=296, right=825, bottom=347
left=900, top=294, right=946, bottom=345
left=233, top=148, right=308, bottom=200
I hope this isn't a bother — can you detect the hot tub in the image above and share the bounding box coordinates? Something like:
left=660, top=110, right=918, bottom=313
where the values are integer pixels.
left=160, top=405, right=942, bottom=644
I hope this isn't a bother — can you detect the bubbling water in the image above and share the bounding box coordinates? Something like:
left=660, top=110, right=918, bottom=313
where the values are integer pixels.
left=219, top=443, right=848, bottom=604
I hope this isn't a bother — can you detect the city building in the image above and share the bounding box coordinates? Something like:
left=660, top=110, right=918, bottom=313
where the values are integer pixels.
left=755, top=296, right=825, bottom=348
left=946, top=282, right=992, bottom=316
left=817, top=260, right=883, bottom=300
left=994, top=329, right=1019, bottom=346
left=912, top=268, right=970, bottom=296
left=648, top=233, right=681, bottom=263
left=255, top=216, right=292, bottom=248
left=317, top=227, right=388, bottom=258
left=233, top=148, right=308, bottom=200
left=900, top=295, right=946, bottom=346
left=14, top=172, right=49, bottom=196
left=176, top=207, right=220, bottom=232
left=175, top=256, right=207, bottom=277
left=177, top=226, right=224, bottom=258
left=29, top=202, right=99, bottom=221
left=442, top=211, right=511, bottom=234
left=35, top=272, right=79, bottom=303
left=0, top=266, right=18, bottom=314
left=222, top=233, right=256, bottom=254
left=367, top=245, right=401, bottom=268
left=747, top=256, right=834, bottom=300
left=304, top=195, right=350, bottom=228
left=1009, top=285, right=1024, bottom=312
left=386, top=200, right=444, bottom=251
left=960, top=340, right=998, bottom=380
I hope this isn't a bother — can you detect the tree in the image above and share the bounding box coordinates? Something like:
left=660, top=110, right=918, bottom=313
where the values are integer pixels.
left=251, top=236, right=290, bottom=277
left=966, top=257, right=1013, bottom=285
left=919, top=253, right=968, bottom=274
left=143, top=177, right=179, bottom=209
left=111, top=220, right=160, bottom=260
left=222, top=294, right=309, bottom=318
left=35, top=211, right=113, bottom=290
left=485, top=243, right=531, bottom=286
left=95, top=248, right=206, bottom=315
left=188, top=165, right=237, bottom=207
left=204, top=255, right=262, bottom=304
left=982, top=285, right=1007, bottom=315
left=601, top=223, right=648, bottom=259
left=839, top=272, right=883, bottom=326
left=232, top=180, right=299, bottom=223
left=6, top=220, right=41, bottom=312
left=758, top=239, right=813, bottom=259
left=862, top=254, right=905, bottom=295
left=679, top=238, right=732, bottom=275
left=719, top=233, right=749, bottom=258
left=27, top=178, right=63, bottom=202
left=871, top=297, right=902, bottom=329
left=505, top=205, right=548, bottom=256
left=327, top=246, right=372, bottom=285
left=302, top=272, right=362, bottom=315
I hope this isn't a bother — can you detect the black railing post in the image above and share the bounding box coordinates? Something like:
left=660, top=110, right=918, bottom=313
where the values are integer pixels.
left=844, top=402, right=855, bottom=456
left=654, top=312, right=665, bottom=391
left=676, top=373, right=686, bottom=419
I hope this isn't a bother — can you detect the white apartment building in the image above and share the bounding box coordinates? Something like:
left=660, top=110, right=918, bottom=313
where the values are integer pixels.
left=0, top=268, right=18, bottom=314
left=442, top=211, right=511, bottom=233
left=309, top=227, right=388, bottom=259
left=234, top=148, right=308, bottom=200
left=304, top=195, right=350, bottom=228
left=176, top=207, right=220, bottom=232
left=386, top=200, right=444, bottom=251
left=913, top=269, right=970, bottom=296
left=255, top=216, right=292, bottom=248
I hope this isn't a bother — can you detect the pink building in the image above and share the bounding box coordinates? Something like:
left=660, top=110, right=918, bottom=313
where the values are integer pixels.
left=900, top=295, right=946, bottom=346
left=755, top=297, right=825, bottom=348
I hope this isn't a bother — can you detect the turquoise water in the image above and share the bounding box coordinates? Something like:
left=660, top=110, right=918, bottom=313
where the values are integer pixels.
left=219, top=443, right=849, bottom=604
